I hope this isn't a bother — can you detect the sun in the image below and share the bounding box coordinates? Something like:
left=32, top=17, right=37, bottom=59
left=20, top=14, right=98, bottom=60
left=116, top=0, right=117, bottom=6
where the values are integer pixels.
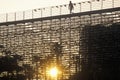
left=49, top=67, right=58, bottom=77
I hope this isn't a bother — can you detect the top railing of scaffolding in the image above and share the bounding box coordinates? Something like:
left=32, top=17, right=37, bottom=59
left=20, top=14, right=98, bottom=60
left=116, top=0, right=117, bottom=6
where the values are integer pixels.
left=0, top=0, right=120, bottom=23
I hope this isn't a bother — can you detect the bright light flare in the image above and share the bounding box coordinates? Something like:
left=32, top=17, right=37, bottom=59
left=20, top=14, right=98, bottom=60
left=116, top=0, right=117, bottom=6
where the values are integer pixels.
left=49, top=67, right=58, bottom=77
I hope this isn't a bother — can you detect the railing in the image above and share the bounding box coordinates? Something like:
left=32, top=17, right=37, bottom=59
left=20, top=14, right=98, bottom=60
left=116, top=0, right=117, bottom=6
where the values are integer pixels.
left=0, top=0, right=120, bottom=23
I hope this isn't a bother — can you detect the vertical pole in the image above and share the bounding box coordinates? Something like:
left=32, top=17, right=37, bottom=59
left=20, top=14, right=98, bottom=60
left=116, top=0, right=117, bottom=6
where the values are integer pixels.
left=88, top=1, right=92, bottom=25
left=50, top=7, right=52, bottom=16
left=78, top=17, right=80, bottom=72
left=60, top=6, right=62, bottom=15
left=69, top=17, right=72, bottom=78
left=15, top=12, right=16, bottom=21
left=80, top=3, right=81, bottom=12
left=6, top=13, right=8, bottom=22
left=112, top=0, right=114, bottom=8
left=23, top=11, right=25, bottom=20
left=90, top=1, right=92, bottom=11
left=32, top=10, right=34, bottom=19
left=41, top=9, right=43, bottom=18
left=101, top=0, right=103, bottom=9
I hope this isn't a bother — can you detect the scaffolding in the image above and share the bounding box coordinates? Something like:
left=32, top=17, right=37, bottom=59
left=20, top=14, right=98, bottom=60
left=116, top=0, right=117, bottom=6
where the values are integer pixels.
left=0, top=6, right=120, bottom=80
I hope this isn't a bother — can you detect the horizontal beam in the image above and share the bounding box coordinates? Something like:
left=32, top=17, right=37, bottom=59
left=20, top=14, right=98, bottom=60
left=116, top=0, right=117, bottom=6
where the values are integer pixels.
left=0, top=7, right=120, bottom=26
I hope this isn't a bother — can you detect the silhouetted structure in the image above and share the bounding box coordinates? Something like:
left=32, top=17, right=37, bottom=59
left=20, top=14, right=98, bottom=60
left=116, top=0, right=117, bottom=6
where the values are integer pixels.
left=77, top=23, right=120, bottom=80
left=0, top=5, right=120, bottom=80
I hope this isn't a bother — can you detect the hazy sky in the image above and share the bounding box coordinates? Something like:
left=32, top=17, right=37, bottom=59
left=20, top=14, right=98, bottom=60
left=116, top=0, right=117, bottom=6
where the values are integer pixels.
left=0, top=0, right=89, bottom=13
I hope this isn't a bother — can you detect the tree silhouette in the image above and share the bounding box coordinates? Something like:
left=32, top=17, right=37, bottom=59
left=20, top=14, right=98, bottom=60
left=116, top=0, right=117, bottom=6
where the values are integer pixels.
left=0, top=48, right=25, bottom=80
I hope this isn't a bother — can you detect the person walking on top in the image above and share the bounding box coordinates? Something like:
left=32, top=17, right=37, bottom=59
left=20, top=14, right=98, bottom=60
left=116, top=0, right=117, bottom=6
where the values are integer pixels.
left=68, top=1, right=74, bottom=14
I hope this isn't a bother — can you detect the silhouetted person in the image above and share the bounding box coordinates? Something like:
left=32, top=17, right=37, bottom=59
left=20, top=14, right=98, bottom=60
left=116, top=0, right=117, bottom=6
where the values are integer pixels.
left=68, top=1, right=74, bottom=14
